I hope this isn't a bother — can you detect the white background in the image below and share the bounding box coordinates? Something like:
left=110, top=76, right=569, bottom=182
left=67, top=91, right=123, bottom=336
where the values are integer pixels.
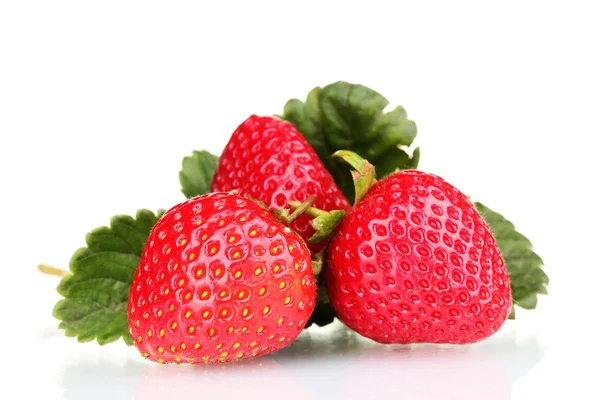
left=1, top=1, right=599, bottom=399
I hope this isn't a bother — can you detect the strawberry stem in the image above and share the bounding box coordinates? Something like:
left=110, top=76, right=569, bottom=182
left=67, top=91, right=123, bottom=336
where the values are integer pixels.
left=38, top=264, right=69, bottom=277
left=287, top=196, right=317, bottom=223
left=288, top=200, right=329, bottom=218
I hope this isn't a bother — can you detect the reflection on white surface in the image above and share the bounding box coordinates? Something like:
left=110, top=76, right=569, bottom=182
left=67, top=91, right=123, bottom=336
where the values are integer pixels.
left=56, top=321, right=546, bottom=400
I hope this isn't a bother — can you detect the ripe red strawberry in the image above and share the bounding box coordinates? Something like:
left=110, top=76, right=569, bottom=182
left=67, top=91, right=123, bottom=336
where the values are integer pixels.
left=211, top=115, right=351, bottom=253
left=128, top=192, right=316, bottom=364
left=325, top=170, right=512, bottom=344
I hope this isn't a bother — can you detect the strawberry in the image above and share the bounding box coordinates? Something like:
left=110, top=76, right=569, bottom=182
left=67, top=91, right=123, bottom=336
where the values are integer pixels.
left=211, top=115, right=351, bottom=253
left=325, top=168, right=512, bottom=344
left=128, top=192, right=316, bottom=364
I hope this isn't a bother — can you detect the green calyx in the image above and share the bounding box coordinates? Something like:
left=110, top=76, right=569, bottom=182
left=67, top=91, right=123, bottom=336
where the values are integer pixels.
left=287, top=200, right=346, bottom=243
left=272, top=195, right=346, bottom=244
left=332, top=150, right=377, bottom=205
left=311, top=250, right=325, bottom=278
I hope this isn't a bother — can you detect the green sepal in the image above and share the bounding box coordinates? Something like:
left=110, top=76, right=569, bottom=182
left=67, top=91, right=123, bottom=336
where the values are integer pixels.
left=475, top=202, right=549, bottom=318
left=179, top=150, right=219, bottom=198
left=282, top=81, right=419, bottom=203
left=332, top=150, right=377, bottom=204
left=308, top=210, right=346, bottom=243
left=52, top=209, right=163, bottom=345
left=311, top=250, right=325, bottom=279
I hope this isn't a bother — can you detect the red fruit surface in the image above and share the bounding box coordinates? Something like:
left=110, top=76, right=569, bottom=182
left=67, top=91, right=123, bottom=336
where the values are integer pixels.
left=326, top=170, right=512, bottom=344
left=128, top=192, right=316, bottom=364
left=211, top=115, right=351, bottom=253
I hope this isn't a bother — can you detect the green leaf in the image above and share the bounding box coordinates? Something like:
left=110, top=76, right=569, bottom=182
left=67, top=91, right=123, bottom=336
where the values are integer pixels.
left=319, top=82, right=389, bottom=149
left=475, top=202, right=549, bottom=318
left=373, top=146, right=420, bottom=177
left=179, top=150, right=220, bottom=198
left=282, top=81, right=419, bottom=203
left=53, top=209, right=163, bottom=345
left=364, top=106, right=417, bottom=160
